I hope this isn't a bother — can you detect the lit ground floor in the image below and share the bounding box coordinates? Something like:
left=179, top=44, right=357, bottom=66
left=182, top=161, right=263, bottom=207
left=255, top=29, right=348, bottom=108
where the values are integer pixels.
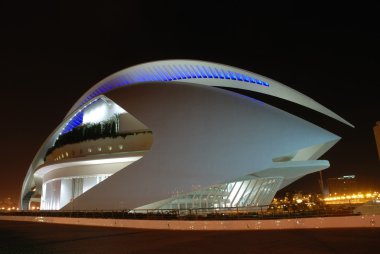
left=1, top=214, right=379, bottom=230
left=1, top=220, right=379, bottom=254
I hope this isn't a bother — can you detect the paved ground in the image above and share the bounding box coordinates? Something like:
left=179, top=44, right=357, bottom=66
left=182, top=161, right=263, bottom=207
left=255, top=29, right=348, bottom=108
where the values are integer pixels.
left=1, top=220, right=379, bottom=254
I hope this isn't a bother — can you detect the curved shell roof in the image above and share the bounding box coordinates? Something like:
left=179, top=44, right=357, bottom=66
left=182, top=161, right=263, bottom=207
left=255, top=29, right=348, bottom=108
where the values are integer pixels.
left=67, top=59, right=353, bottom=127
left=21, top=59, right=353, bottom=210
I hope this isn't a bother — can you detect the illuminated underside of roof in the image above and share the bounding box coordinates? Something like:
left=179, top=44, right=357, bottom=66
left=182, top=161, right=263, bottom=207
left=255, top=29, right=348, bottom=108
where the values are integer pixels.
left=66, top=59, right=354, bottom=128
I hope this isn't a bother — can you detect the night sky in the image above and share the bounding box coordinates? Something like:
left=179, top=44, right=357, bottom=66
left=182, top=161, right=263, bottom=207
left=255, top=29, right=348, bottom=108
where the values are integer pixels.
left=1, top=2, right=379, bottom=202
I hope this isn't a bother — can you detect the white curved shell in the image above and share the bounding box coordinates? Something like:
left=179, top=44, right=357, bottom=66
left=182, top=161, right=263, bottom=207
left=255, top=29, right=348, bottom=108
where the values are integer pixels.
left=20, top=60, right=350, bottom=211
left=67, top=60, right=353, bottom=127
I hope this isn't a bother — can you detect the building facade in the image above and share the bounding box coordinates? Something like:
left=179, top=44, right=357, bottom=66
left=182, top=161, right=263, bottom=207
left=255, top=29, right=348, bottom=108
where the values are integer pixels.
left=20, top=60, right=353, bottom=211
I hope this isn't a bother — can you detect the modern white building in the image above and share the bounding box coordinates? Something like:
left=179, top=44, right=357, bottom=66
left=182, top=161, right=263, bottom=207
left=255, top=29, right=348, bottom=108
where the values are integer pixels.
left=20, top=60, right=353, bottom=211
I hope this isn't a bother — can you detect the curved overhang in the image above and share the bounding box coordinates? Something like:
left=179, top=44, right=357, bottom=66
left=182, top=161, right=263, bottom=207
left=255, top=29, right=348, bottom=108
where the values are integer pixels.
left=34, top=153, right=144, bottom=179
left=67, top=59, right=354, bottom=127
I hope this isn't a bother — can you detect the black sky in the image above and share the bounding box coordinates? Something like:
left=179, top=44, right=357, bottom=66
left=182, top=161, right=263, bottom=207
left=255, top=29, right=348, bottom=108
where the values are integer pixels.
left=1, top=1, right=379, bottom=201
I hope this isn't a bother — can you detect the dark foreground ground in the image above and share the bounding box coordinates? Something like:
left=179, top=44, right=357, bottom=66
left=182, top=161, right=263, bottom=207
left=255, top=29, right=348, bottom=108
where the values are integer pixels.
left=1, top=220, right=379, bottom=254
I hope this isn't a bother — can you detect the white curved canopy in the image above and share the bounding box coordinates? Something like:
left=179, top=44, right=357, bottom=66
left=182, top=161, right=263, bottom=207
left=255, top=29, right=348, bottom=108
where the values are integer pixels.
left=67, top=59, right=353, bottom=127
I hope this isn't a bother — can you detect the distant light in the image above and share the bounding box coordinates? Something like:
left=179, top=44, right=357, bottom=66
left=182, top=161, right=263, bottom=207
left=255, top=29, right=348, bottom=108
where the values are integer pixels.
left=338, top=175, right=355, bottom=180
left=324, top=191, right=380, bottom=204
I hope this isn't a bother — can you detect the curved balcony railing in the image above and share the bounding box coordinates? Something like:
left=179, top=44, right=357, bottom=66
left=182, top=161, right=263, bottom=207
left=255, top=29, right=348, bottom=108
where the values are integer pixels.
left=44, top=131, right=153, bottom=164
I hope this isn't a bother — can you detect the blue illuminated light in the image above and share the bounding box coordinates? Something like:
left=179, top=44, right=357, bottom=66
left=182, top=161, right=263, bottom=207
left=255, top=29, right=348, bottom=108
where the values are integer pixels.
left=153, top=66, right=167, bottom=81
left=172, top=65, right=183, bottom=80
left=137, top=69, right=147, bottom=82
left=222, top=70, right=231, bottom=79
left=202, top=66, right=213, bottom=78
left=179, top=65, right=191, bottom=79
left=78, top=63, right=270, bottom=106
left=62, top=111, right=84, bottom=134
left=191, top=65, right=202, bottom=78
left=229, top=71, right=237, bottom=80
left=209, top=67, right=218, bottom=78
left=147, top=67, right=157, bottom=81
left=162, top=66, right=174, bottom=81
left=159, top=66, right=172, bottom=81
left=214, top=68, right=224, bottom=79
left=147, top=68, right=158, bottom=81
left=196, top=66, right=207, bottom=78
left=173, top=65, right=184, bottom=79
left=185, top=65, right=194, bottom=78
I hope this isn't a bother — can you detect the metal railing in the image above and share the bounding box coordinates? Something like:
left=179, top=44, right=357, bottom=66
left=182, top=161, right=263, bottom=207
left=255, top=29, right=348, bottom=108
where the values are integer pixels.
left=0, top=205, right=361, bottom=221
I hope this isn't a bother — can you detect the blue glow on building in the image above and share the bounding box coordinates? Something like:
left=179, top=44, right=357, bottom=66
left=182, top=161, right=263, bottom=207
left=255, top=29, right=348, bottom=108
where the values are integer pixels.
left=79, top=64, right=270, bottom=108
left=62, top=111, right=83, bottom=134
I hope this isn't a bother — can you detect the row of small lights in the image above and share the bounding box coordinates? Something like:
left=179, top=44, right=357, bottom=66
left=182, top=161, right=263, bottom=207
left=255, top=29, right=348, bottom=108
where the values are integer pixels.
left=272, top=195, right=317, bottom=207
left=324, top=192, right=379, bottom=201
left=1, top=207, right=19, bottom=211
left=1, top=206, right=41, bottom=211
left=54, top=144, right=125, bottom=161
left=272, top=192, right=380, bottom=204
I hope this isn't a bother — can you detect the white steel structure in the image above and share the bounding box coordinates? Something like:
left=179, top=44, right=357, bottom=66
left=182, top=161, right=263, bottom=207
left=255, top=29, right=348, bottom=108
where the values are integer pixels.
left=20, top=60, right=353, bottom=211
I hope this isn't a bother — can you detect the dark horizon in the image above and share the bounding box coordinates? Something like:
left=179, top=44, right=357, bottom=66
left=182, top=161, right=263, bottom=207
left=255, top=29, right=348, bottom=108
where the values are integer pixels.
left=1, top=2, right=379, bottom=202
